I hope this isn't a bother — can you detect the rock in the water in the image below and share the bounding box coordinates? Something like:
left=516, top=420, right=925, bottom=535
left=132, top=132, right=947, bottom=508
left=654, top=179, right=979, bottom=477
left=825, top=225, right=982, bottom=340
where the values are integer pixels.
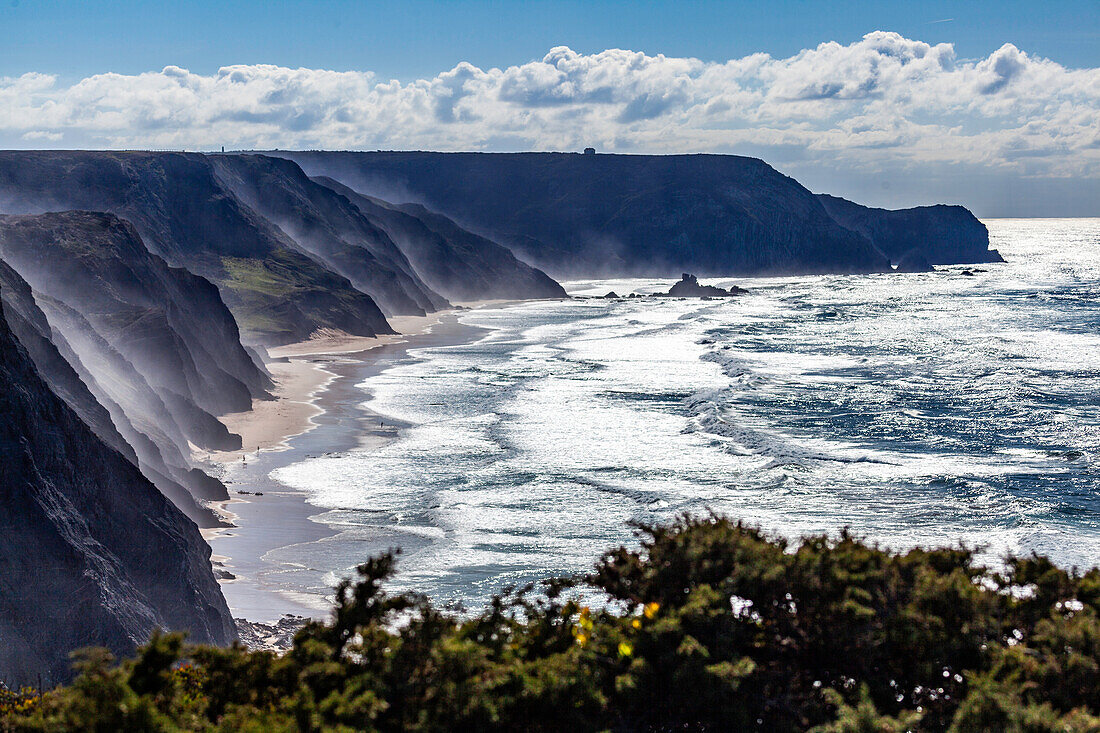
left=665, top=273, right=747, bottom=297
left=602, top=291, right=620, bottom=299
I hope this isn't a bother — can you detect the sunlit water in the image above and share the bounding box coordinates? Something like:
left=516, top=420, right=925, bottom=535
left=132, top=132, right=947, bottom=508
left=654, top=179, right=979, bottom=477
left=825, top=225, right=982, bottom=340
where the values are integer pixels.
left=272, top=219, right=1100, bottom=609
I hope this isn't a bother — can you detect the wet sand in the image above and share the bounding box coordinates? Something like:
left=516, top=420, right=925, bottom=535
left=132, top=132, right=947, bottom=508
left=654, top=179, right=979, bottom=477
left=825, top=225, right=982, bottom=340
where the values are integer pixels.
left=198, top=310, right=463, bottom=465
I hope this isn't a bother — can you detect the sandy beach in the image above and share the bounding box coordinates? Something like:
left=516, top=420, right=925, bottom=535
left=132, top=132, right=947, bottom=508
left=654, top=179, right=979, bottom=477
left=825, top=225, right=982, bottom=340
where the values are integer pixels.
left=196, top=300, right=524, bottom=620
left=196, top=307, right=486, bottom=465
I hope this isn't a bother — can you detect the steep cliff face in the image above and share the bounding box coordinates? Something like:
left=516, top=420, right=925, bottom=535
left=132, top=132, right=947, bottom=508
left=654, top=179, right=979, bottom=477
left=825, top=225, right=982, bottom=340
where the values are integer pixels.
left=0, top=296, right=234, bottom=686
left=36, top=297, right=229, bottom=506
left=0, top=260, right=136, bottom=466
left=0, top=260, right=223, bottom=527
left=275, top=152, right=892, bottom=278
left=0, top=212, right=268, bottom=450
left=209, top=155, right=447, bottom=316
left=817, top=194, right=1004, bottom=266
left=313, top=177, right=566, bottom=303
left=0, top=151, right=391, bottom=345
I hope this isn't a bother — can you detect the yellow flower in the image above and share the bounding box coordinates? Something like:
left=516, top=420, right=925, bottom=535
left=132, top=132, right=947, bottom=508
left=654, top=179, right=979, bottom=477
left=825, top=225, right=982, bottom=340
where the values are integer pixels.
left=631, top=618, right=642, bottom=630
left=575, top=632, right=589, bottom=647
left=618, top=641, right=634, bottom=657
left=578, top=606, right=594, bottom=631
left=643, top=602, right=660, bottom=619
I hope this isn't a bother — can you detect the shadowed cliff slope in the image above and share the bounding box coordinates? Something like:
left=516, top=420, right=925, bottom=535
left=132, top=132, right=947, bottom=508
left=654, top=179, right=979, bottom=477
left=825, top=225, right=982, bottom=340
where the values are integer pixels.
left=0, top=212, right=268, bottom=448
left=274, top=152, right=894, bottom=278
left=0, top=151, right=390, bottom=345
left=0, top=260, right=223, bottom=526
left=817, top=194, right=1003, bottom=265
left=208, top=154, right=447, bottom=316
left=0, top=295, right=234, bottom=687
left=313, top=176, right=566, bottom=303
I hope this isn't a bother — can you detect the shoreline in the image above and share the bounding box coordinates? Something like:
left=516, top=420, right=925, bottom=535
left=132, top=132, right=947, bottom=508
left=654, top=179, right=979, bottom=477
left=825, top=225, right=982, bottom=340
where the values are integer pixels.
left=195, top=301, right=512, bottom=462
left=196, top=308, right=464, bottom=466
left=198, top=300, right=522, bottom=621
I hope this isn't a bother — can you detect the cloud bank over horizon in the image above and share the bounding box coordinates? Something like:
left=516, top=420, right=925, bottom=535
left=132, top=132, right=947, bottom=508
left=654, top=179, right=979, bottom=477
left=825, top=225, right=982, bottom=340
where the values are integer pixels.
left=3, top=32, right=1099, bottom=215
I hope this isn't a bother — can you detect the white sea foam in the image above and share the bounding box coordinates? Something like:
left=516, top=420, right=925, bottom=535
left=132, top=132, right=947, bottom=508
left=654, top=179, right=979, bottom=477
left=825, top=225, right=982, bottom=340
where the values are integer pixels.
left=272, top=219, right=1100, bottom=609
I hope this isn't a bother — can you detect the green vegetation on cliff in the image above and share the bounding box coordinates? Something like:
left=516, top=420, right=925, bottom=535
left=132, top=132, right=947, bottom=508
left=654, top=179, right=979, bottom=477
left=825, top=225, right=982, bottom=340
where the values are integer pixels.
left=4, top=515, right=1099, bottom=731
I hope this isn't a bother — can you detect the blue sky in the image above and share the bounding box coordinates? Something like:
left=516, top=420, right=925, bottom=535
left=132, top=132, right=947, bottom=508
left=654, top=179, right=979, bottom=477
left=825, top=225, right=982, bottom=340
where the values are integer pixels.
left=1, top=1, right=1099, bottom=215
left=3, top=0, right=1098, bottom=80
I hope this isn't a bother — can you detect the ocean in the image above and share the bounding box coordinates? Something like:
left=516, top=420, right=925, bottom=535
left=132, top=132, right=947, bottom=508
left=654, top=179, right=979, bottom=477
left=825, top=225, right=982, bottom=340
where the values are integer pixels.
left=218, top=218, right=1100, bottom=617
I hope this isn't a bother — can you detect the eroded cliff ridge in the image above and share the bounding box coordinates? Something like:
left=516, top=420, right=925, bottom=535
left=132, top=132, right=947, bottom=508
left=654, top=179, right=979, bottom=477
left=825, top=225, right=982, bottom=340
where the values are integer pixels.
left=312, top=176, right=566, bottom=303
left=0, top=151, right=390, bottom=345
left=0, top=213, right=278, bottom=524
left=208, top=154, right=448, bottom=316
left=0, top=295, right=234, bottom=686
left=0, top=212, right=270, bottom=421
left=0, top=258, right=222, bottom=527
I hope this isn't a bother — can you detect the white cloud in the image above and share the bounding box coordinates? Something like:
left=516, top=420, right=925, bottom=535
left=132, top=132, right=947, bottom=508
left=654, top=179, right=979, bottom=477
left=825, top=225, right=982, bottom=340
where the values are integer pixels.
left=1, top=32, right=1098, bottom=180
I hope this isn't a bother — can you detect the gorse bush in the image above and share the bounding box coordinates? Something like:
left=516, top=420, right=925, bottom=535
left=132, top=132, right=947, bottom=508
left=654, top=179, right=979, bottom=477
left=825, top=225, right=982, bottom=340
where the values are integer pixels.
left=4, top=515, right=1099, bottom=731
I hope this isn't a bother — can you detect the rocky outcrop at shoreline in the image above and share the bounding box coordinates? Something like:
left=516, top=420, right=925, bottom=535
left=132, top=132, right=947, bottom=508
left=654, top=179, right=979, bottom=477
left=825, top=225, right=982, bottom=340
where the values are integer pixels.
left=665, top=273, right=748, bottom=297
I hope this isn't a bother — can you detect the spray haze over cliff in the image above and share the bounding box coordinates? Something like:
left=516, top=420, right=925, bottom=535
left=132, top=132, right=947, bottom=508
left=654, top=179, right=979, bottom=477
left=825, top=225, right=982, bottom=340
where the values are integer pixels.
left=272, top=151, right=1002, bottom=278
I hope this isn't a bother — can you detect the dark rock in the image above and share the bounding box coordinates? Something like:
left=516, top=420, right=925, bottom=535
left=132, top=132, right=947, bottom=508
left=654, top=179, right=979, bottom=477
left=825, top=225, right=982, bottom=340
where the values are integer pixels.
left=817, top=194, right=1003, bottom=266
left=269, top=151, right=893, bottom=278
left=0, top=294, right=234, bottom=686
left=235, top=615, right=308, bottom=652
left=602, top=291, right=620, bottom=299
left=665, top=273, right=747, bottom=297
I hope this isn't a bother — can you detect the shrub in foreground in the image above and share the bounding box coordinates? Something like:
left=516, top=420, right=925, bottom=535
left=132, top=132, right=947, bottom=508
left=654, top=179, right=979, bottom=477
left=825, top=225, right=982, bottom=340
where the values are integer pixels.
left=3, top=515, right=1099, bottom=731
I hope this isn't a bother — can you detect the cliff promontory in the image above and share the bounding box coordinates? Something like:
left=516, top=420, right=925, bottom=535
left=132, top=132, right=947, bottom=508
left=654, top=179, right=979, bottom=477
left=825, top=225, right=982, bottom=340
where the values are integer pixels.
left=816, top=194, right=1003, bottom=266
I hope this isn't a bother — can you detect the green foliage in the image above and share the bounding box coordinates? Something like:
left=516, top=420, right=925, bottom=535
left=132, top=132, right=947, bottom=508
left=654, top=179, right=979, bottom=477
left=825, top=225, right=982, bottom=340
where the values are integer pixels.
left=3, top=514, right=1099, bottom=732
